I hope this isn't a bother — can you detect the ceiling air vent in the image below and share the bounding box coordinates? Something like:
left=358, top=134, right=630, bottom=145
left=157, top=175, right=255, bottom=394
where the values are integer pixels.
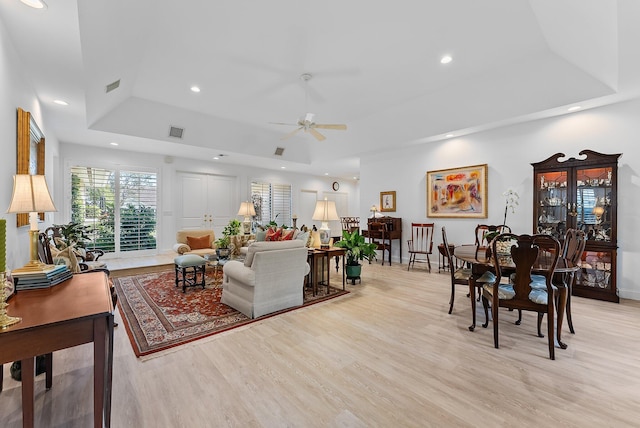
left=105, top=79, right=120, bottom=93
left=274, top=147, right=285, bottom=156
left=169, top=126, right=184, bottom=139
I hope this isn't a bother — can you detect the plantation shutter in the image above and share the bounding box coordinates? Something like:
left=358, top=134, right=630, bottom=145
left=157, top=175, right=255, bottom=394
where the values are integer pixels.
left=70, top=167, right=116, bottom=251
left=272, top=183, right=292, bottom=227
left=70, top=166, right=157, bottom=254
left=250, top=181, right=292, bottom=227
left=119, top=170, right=158, bottom=252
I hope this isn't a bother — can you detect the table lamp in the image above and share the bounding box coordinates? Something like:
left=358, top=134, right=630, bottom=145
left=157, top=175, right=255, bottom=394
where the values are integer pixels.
left=370, top=205, right=378, bottom=218
left=7, top=175, right=57, bottom=272
left=237, top=201, right=256, bottom=234
left=312, top=198, right=339, bottom=248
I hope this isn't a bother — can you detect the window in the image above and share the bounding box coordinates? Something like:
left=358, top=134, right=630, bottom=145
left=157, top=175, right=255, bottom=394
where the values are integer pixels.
left=250, top=181, right=292, bottom=227
left=70, top=166, right=157, bottom=255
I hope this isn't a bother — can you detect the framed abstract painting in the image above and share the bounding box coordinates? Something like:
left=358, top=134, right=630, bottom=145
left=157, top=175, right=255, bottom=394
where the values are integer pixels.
left=427, top=164, right=488, bottom=218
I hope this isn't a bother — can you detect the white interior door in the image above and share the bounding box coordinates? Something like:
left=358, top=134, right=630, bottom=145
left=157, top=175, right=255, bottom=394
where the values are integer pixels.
left=176, top=172, right=237, bottom=237
left=177, top=173, right=210, bottom=229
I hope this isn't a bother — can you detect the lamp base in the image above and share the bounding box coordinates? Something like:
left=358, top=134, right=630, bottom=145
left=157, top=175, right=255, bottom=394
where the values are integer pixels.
left=12, top=260, right=55, bottom=274
left=319, top=224, right=331, bottom=249
left=242, top=217, right=251, bottom=235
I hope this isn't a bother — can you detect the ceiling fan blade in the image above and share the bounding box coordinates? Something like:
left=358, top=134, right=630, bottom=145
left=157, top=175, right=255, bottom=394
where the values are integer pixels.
left=281, top=127, right=302, bottom=140
left=308, top=128, right=326, bottom=141
left=270, top=122, right=299, bottom=127
left=313, top=124, right=347, bottom=130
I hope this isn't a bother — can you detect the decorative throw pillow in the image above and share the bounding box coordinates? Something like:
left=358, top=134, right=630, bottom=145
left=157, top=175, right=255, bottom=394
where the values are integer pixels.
left=187, top=234, right=211, bottom=250
left=255, top=230, right=267, bottom=242
left=281, top=229, right=295, bottom=241
left=295, top=231, right=310, bottom=247
left=265, top=227, right=282, bottom=241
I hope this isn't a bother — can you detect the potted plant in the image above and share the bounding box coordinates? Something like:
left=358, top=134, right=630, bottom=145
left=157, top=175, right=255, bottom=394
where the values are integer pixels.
left=334, top=229, right=377, bottom=282
left=54, top=222, right=91, bottom=249
left=215, top=219, right=242, bottom=258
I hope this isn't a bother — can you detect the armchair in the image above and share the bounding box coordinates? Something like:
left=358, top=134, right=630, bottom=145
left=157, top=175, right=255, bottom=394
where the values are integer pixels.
left=173, top=229, right=216, bottom=256
left=221, top=240, right=310, bottom=318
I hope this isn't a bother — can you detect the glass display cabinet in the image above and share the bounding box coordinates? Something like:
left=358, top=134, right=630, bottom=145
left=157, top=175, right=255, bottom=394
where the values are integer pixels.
left=532, top=150, right=621, bottom=302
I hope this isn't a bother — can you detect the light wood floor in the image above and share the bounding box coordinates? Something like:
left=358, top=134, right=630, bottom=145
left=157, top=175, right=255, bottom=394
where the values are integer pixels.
left=2, top=260, right=640, bottom=427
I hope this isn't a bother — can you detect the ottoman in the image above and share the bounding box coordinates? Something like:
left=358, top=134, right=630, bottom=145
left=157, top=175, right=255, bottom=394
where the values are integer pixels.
left=174, top=254, right=206, bottom=293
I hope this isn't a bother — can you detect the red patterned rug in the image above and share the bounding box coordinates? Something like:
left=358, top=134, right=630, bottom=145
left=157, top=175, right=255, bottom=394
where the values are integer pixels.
left=114, top=268, right=349, bottom=357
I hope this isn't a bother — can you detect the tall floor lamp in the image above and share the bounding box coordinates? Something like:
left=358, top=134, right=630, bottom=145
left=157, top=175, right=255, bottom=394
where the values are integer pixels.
left=7, top=175, right=57, bottom=272
left=312, top=198, right=339, bottom=248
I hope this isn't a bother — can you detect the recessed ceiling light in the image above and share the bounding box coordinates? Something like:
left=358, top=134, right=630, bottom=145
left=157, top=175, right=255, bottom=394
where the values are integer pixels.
left=20, top=0, right=47, bottom=9
left=53, top=99, right=68, bottom=106
left=213, top=156, right=219, bottom=160
left=445, top=134, right=454, bottom=138
left=568, top=106, right=581, bottom=112
left=324, top=173, right=329, bottom=176
left=440, top=55, right=453, bottom=64
left=190, top=86, right=201, bottom=93
left=281, top=166, right=286, bottom=169
left=110, top=142, right=119, bottom=146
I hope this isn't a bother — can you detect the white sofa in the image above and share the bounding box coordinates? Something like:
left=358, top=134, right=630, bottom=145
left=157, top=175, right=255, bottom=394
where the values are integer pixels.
left=172, top=229, right=216, bottom=256
left=221, top=240, right=310, bottom=318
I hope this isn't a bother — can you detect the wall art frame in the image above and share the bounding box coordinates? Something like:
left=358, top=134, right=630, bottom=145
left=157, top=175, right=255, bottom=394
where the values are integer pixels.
left=16, top=107, right=46, bottom=227
left=427, top=164, right=487, bottom=218
left=380, top=191, right=396, bottom=212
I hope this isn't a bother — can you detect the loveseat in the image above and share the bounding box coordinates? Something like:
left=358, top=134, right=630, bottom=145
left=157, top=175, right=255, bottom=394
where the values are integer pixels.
left=173, top=229, right=216, bottom=256
left=221, top=240, right=310, bottom=318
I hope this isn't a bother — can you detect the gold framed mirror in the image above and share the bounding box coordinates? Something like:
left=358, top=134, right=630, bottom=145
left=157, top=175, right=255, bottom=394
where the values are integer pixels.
left=16, top=107, right=46, bottom=227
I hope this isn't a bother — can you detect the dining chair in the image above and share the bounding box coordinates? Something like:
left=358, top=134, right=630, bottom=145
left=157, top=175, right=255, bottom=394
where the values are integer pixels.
left=532, top=228, right=586, bottom=335
left=407, top=223, right=434, bottom=272
left=340, top=216, right=360, bottom=234
left=442, top=227, right=496, bottom=318
left=481, top=233, right=561, bottom=359
left=442, top=226, right=473, bottom=314
left=474, top=224, right=511, bottom=248
left=560, top=229, right=587, bottom=333
left=368, top=222, right=391, bottom=265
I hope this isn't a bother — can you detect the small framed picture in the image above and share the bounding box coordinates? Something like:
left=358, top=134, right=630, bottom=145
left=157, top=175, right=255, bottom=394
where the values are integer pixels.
left=380, top=191, right=396, bottom=212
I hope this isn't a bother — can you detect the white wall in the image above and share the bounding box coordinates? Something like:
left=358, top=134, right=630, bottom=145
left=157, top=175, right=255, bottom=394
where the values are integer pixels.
left=360, top=98, right=640, bottom=300
left=0, top=19, right=60, bottom=270
left=58, top=143, right=360, bottom=254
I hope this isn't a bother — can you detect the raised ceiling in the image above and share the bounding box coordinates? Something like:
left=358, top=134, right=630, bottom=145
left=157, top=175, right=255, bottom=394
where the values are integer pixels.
left=1, top=0, right=639, bottom=178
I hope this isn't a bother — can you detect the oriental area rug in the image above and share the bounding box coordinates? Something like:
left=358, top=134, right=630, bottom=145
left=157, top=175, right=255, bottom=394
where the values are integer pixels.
left=113, top=268, right=348, bottom=357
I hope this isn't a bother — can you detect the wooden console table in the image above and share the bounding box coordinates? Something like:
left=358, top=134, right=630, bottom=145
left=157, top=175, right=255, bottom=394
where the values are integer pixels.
left=0, top=271, right=114, bottom=428
left=362, top=216, right=403, bottom=264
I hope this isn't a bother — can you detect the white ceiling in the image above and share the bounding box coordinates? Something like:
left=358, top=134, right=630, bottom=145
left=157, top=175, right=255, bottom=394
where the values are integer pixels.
left=2, top=0, right=639, bottom=179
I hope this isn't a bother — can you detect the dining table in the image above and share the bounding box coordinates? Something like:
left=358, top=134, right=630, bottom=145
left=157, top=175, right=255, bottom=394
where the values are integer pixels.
left=454, top=244, right=577, bottom=349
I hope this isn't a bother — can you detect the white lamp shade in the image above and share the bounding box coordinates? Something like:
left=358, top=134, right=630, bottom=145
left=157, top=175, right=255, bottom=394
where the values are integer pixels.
left=237, top=201, right=256, bottom=217
left=7, top=175, right=57, bottom=214
left=312, top=199, right=339, bottom=222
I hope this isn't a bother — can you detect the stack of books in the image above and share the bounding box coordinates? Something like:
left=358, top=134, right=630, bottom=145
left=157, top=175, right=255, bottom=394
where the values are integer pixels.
left=12, top=264, right=73, bottom=291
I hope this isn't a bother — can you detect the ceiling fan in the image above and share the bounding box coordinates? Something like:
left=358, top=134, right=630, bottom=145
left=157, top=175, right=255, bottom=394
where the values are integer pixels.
left=271, top=73, right=347, bottom=142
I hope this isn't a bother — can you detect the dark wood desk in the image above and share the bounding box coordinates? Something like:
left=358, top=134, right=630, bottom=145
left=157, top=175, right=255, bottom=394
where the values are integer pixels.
left=0, top=272, right=114, bottom=428
left=362, top=216, right=402, bottom=264
left=454, top=244, right=575, bottom=349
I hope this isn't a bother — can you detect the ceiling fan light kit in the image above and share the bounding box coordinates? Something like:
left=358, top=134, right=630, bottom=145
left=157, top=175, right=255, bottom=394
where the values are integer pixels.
left=272, top=73, right=347, bottom=141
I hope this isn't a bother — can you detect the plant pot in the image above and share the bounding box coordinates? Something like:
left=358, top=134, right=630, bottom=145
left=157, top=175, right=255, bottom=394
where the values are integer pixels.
left=345, top=264, right=362, bottom=279
left=216, top=248, right=230, bottom=259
